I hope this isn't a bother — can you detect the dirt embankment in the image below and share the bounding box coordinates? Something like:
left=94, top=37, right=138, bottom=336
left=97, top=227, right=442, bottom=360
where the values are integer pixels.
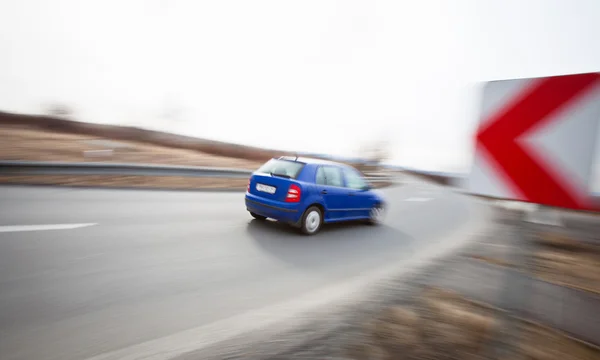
left=0, top=116, right=268, bottom=169
left=0, top=125, right=264, bottom=168
left=0, top=111, right=282, bottom=163
left=0, top=111, right=270, bottom=189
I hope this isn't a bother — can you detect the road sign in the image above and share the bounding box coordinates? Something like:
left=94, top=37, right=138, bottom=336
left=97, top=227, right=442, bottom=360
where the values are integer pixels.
left=468, top=72, right=600, bottom=210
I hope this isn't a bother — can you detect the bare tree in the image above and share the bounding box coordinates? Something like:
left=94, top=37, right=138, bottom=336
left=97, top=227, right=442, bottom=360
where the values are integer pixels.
left=44, top=103, right=75, bottom=119
left=356, top=139, right=391, bottom=172
left=363, top=140, right=390, bottom=162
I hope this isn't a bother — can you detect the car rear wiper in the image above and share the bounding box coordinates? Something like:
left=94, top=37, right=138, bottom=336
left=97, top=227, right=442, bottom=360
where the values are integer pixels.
left=270, top=172, right=291, bottom=179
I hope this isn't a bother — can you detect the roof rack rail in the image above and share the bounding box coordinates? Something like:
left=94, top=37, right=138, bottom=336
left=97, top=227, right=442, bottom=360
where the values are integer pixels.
left=279, top=154, right=298, bottom=161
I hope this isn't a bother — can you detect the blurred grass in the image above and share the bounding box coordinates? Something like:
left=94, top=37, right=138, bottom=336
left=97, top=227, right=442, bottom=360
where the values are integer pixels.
left=347, top=286, right=600, bottom=360
left=347, top=287, right=499, bottom=360
left=467, top=254, right=514, bottom=268
left=0, top=111, right=281, bottom=162
left=516, top=319, right=600, bottom=360
left=531, top=233, right=600, bottom=295
left=0, top=125, right=263, bottom=169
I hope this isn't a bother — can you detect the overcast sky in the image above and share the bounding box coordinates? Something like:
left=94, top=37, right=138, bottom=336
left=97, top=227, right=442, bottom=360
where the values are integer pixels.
left=0, top=0, right=599, bottom=173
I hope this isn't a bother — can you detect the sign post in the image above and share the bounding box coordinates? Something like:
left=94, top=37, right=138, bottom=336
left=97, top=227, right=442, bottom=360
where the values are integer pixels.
left=469, top=72, right=600, bottom=358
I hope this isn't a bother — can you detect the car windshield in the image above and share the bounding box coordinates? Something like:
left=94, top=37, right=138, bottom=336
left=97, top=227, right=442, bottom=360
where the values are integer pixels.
left=256, top=159, right=305, bottom=179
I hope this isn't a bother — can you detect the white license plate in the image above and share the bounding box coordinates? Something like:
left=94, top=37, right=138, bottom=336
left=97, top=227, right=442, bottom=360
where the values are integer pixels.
left=256, top=183, right=276, bottom=194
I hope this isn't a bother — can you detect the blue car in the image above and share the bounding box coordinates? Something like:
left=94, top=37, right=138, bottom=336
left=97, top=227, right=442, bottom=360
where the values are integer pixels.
left=245, top=156, right=387, bottom=235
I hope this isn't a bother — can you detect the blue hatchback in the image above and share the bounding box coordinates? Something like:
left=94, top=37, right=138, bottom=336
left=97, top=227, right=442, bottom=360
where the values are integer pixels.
left=245, top=156, right=387, bottom=235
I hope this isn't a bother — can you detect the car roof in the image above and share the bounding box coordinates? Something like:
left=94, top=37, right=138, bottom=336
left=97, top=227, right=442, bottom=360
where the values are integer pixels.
left=277, top=156, right=346, bottom=166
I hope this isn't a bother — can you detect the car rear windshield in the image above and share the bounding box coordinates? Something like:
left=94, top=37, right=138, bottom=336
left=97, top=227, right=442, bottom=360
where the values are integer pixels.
left=256, top=159, right=305, bottom=179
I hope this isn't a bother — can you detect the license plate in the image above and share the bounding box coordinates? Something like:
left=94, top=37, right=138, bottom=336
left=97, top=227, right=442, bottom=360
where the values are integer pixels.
left=256, top=183, right=276, bottom=194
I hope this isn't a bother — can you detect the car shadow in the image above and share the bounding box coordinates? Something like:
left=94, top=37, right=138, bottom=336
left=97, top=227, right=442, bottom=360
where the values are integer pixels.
left=245, top=218, right=416, bottom=270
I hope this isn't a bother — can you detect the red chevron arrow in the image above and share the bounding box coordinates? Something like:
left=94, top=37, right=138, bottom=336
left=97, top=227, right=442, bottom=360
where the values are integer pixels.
left=476, top=73, right=600, bottom=210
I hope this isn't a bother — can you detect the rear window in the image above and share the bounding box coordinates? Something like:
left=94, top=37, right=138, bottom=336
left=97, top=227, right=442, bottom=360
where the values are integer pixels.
left=256, top=159, right=305, bottom=179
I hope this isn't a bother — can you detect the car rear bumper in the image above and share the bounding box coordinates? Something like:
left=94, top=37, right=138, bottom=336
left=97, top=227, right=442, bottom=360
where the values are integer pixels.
left=245, top=192, right=302, bottom=224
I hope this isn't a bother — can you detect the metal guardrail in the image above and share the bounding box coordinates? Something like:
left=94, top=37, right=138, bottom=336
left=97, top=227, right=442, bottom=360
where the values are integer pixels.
left=0, top=161, right=396, bottom=182
left=0, top=161, right=253, bottom=179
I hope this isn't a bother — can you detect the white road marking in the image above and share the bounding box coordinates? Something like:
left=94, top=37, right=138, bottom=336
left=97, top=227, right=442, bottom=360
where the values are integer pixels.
left=480, top=243, right=508, bottom=248
left=74, top=252, right=105, bottom=261
left=404, top=197, right=432, bottom=202
left=0, top=223, right=97, bottom=233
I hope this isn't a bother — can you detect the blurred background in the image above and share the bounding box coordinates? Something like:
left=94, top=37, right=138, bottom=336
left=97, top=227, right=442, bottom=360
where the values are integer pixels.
left=1, top=2, right=600, bottom=360
left=0, top=0, right=598, bottom=185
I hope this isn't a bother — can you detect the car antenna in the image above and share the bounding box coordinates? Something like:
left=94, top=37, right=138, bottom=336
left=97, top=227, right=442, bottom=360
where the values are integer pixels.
left=294, top=153, right=298, bottom=161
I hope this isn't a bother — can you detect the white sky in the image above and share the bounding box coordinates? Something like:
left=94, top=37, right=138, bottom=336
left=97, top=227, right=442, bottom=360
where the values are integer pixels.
left=0, top=0, right=599, bottom=173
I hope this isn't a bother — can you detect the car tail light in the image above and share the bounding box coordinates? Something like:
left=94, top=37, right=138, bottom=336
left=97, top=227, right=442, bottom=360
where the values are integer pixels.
left=285, top=184, right=301, bottom=203
left=247, top=178, right=251, bottom=192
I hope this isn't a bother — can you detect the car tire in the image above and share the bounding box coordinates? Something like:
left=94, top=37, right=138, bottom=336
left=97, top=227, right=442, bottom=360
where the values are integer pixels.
left=368, top=203, right=386, bottom=225
left=300, top=206, right=322, bottom=235
left=250, top=212, right=267, bottom=221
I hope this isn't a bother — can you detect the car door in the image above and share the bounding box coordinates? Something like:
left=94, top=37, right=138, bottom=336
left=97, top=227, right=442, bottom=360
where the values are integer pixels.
left=342, top=167, right=373, bottom=218
left=315, top=165, right=348, bottom=221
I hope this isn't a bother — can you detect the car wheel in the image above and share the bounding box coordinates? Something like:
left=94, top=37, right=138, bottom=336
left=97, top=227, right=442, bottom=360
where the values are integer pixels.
left=300, top=206, right=322, bottom=235
left=368, top=204, right=386, bottom=225
left=250, top=212, right=267, bottom=221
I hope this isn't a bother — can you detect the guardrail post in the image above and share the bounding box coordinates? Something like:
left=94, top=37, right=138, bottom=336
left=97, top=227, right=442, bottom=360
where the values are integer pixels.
left=482, top=206, right=537, bottom=359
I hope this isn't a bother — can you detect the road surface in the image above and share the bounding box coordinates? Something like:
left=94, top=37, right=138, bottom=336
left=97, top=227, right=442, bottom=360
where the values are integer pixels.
left=0, top=181, right=486, bottom=360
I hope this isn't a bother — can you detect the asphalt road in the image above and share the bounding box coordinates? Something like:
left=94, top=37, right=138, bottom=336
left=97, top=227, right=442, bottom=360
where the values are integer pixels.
left=0, top=180, right=485, bottom=360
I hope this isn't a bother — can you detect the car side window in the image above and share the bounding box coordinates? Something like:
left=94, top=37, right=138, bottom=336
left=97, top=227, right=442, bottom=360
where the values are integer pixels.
left=316, top=166, right=343, bottom=187
left=315, top=167, right=326, bottom=185
left=343, top=168, right=368, bottom=190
